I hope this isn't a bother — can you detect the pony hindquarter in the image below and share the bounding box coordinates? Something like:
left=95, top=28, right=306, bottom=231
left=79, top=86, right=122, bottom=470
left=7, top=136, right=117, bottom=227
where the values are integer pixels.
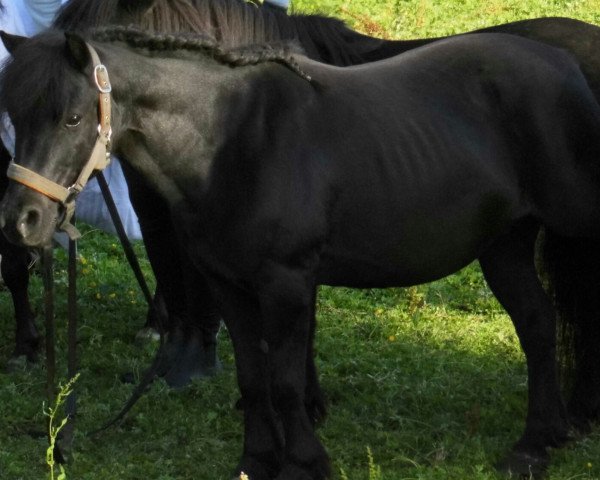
left=3, top=29, right=600, bottom=479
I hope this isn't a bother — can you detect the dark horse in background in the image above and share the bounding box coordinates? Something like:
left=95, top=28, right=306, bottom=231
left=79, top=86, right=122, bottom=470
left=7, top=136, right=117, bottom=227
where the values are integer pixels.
left=52, top=0, right=600, bottom=414
left=3, top=27, right=600, bottom=478
left=0, top=2, right=38, bottom=369
left=0, top=139, right=37, bottom=367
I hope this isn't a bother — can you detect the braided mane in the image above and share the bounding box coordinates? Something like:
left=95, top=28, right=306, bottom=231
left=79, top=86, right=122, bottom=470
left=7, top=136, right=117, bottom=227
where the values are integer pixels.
left=0, top=26, right=312, bottom=132
left=54, top=0, right=374, bottom=66
left=91, top=25, right=312, bottom=81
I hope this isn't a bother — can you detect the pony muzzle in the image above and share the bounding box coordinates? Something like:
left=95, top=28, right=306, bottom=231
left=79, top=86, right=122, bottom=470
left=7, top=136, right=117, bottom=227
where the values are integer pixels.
left=6, top=160, right=83, bottom=240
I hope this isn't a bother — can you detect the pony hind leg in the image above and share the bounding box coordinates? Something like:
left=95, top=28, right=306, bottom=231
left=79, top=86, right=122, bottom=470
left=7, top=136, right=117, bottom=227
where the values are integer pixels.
left=479, top=220, right=569, bottom=477
left=305, top=291, right=327, bottom=426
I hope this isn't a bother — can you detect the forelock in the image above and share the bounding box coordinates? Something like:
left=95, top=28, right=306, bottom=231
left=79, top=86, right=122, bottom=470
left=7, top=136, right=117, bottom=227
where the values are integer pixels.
left=0, top=31, right=83, bottom=129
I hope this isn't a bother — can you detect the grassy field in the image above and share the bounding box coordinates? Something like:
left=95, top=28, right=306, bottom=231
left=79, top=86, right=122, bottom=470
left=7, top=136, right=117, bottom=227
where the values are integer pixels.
left=293, top=0, right=600, bottom=38
left=2, top=1, right=600, bottom=479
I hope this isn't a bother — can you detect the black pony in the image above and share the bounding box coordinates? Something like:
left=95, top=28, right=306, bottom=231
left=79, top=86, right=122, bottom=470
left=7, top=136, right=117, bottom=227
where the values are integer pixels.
left=2, top=27, right=600, bottom=478
left=52, top=0, right=600, bottom=412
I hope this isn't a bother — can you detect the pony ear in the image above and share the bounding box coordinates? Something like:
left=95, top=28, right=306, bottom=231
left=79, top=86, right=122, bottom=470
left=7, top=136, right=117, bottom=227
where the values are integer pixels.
left=64, top=32, right=91, bottom=71
left=0, top=31, right=28, bottom=56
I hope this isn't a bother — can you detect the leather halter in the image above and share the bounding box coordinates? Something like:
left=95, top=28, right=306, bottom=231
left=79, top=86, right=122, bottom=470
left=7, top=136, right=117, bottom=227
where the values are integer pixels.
left=7, top=43, right=113, bottom=240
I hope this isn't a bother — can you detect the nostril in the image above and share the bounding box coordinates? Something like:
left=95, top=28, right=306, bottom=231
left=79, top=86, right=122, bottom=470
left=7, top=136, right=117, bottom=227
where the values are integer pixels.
left=16, top=207, right=42, bottom=239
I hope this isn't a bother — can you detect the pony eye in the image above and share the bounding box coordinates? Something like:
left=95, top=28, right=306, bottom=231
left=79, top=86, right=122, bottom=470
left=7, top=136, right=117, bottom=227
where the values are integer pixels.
left=65, top=114, right=82, bottom=128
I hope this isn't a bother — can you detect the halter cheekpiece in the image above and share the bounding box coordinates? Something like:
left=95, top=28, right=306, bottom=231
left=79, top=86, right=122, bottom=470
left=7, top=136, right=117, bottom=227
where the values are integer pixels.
left=7, top=43, right=113, bottom=240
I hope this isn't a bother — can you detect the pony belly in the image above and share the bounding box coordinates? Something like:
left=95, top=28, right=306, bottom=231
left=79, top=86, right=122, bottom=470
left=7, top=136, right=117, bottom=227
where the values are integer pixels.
left=316, top=235, right=483, bottom=289
left=316, top=192, right=521, bottom=288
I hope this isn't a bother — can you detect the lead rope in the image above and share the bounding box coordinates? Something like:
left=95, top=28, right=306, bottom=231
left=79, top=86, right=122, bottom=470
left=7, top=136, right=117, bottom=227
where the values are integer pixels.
left=54, top=219, right=79, bottom=464
left=86, top=169, right=173, bottom=437
left=40, top=245, right=68, bottom=463
left=96, top=172, right=160, bottom=323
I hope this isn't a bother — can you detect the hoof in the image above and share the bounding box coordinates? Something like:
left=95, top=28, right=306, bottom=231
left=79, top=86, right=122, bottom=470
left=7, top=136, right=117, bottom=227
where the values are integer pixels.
left=305, top=392, right=327, bottom=426
left=234, top=455, right=276, bottom=480
left=275, top=464, right=318, bottom=480
left=5, top=354, right=29, bottom=372
left=134, top=327, right=161, bottom=344
left=54, top=438, right=73, bottom=465
left=233, top=472, right=252, bottom=480
left=163, top=341, right=222, bottom=388
left=496, top=450, right=549, bottom=478
left=568, top=403, right=600, bottom=435
left=119, top=342, right=222, bottom=388
left=120, top=371, right=136, bottom=384
left=569, top=415, right=593, bottom=435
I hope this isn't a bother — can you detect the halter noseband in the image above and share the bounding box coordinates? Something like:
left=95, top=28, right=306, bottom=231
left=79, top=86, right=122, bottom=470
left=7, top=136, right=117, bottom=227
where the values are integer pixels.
left=7, top=43, right=113, bottom=240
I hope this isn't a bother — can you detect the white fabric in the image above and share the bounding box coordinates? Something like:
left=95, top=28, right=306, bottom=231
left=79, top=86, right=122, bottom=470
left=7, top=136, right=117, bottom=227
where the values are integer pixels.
left=0, top=1, right=27, bottom=61
left=265, top=0, right=289, bottom=9
left=0, top=1, right=27, bottom=153
left=0, top=0, right=142, bottom=240
left=13, top=0, right=63, bottom=35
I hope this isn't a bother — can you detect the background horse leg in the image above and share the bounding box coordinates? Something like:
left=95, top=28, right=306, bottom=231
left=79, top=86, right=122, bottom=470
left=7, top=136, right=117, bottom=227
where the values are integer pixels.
left=123, top=166, right=221, bottom=387
left=256, top=262, right=329, bottom=480
left=1, top=233, right=37, bottom=367
left=0, top=139, right=37, bottom=369
left=479, top=221, right=569, bottom=476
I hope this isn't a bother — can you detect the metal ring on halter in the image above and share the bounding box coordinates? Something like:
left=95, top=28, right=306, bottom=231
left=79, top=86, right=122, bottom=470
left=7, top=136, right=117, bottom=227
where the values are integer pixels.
left=64, top=185, right=81, bottom=205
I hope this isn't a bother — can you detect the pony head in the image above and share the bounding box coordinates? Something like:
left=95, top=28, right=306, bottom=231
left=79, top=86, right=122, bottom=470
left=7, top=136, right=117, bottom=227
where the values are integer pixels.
left=0, top=31, right=109, bottom=246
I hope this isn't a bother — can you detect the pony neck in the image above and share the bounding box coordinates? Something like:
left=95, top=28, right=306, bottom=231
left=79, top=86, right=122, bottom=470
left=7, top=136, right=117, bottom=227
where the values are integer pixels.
left=101, top=42, right=298, bottom=204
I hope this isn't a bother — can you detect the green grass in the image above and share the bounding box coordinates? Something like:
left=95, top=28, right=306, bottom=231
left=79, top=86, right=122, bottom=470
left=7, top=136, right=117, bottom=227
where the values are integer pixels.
left=292, top=0, right=600, bottom=38
left=2, top=1, right=600, bottom=478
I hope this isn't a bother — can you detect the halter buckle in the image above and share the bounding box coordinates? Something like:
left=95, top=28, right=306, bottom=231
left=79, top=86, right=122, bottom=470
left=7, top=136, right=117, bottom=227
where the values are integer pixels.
left=94, top=64, right=112, bottom=93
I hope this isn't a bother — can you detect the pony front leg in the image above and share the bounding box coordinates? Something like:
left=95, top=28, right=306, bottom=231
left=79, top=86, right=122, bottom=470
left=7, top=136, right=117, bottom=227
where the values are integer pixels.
left=208, top=276, right=284, bottom=480
left=256, top=262, right=330, bottom=480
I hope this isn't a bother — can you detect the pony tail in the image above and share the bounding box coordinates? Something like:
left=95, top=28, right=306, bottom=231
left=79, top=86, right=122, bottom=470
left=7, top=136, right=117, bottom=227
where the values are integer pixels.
left=540, top=229, right=600, bottom=429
